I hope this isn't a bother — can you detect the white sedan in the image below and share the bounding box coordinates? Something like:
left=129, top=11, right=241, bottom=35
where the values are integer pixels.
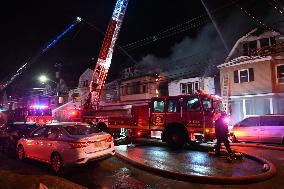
left=17, top=122, right=115, bottom=173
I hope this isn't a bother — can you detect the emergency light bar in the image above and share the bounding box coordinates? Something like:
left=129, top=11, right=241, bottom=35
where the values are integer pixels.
left=29, top=105, right=49, bottom=109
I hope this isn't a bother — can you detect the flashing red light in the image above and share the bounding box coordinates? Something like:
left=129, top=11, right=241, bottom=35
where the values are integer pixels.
left=137, top=132, right=141, bottom=136
left=71, top=111, right=77, bottom=116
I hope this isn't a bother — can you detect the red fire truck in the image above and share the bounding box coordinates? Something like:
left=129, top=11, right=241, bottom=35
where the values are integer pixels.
left=25, top=105, right=52, bottom=125
left=70, top=92, right=225, bottom=148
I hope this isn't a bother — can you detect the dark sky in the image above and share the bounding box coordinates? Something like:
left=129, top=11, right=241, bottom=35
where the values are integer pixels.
left=0, top=0, right=283, bottom=96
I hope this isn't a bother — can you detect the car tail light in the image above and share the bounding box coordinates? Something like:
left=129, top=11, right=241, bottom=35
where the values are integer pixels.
left=106, top=136, right=113, bottom=142
left=69, top=142, right=89, bottom=149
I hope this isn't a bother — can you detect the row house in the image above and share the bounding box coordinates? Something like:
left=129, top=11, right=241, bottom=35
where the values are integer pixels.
left=218, top=28, right=284, bottom=123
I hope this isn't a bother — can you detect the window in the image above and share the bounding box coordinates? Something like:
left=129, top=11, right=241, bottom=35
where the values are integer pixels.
left=167, top=99, right=180, bottom=113
left=249, top=41, right=257, bottom=51
left=239, top=117, right=259, bottom=127
left=260, top=117, right=283, bottom=126
left=234, top=68, right=254, bottom=83
left=277, top=65, right=284, bottom=83
left=132, top=82, right=140, bottom=94
left=187, top=83, right=193, bottom=94
left=63, top=125, right=101, bottom=135
left=239, top=69, right=249, bottom=83
left=202, top=98, right=212, bottom=111
left=142, top=84, right=147, bottom=93
left=245, top=100, right=253, bottom=116
left=47, top=127, right=63, bottom=139
left=153, top=100, right=165, bottom=113
left=243, top=43, right=249, bottom=56
left=270, top=37, right=276, bottom=45
left=31, top=127, right=49, bottom=138
left=260, top=38, right=269, bottom=47
left=194, top=82, right=200, bottom=92
left=186, top=97, right=200, bottom=111
left=180, top=82, right=200, bottom=94
left=180, top=83, right=186, bottom=94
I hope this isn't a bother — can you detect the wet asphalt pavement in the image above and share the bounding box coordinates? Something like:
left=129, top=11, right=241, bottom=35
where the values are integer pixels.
left=1, top=142, right=284, bottom=189
left=115, top=145, right=264, bottom=177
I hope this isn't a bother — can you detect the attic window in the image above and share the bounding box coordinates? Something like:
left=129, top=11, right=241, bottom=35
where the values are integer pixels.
left=249, top=41, right=257, bottom=50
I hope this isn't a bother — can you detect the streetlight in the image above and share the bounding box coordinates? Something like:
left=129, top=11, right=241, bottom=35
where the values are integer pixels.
left=38, top=75, right=56, bottom=84
left=38, top=75, right=48, bottom=84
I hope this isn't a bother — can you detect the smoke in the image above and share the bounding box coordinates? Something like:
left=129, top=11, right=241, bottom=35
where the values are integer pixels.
left=133, top=1, right=283, bottom=80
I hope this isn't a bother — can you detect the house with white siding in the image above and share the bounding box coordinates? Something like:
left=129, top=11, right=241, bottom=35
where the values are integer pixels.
left=218, top=28, right=284, bottom=123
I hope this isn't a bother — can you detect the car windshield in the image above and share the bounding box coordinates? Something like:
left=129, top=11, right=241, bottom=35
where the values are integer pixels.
left=28, top=109, right=52, bottom=116
left=63, top=124, right=102, bottom=135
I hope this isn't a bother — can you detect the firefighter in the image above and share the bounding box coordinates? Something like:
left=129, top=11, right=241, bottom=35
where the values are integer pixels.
left=214, top=113, right=233, bottom=156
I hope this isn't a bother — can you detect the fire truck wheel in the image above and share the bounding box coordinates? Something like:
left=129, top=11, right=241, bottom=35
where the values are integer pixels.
left=165, top=127, right=186, bottom=149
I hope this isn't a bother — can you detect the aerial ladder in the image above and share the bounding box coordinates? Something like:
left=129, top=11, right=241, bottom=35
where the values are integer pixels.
left=0, top=17, right=82, bottom=92
left=85, top=0, right=129, bottom=109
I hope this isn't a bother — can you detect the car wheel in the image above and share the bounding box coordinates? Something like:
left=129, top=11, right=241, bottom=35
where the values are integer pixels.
left=17, top=145, right=25, bottom=161
left=51, top=152, right=63, bottom=174
left=165, top=127, right=186, bottom=149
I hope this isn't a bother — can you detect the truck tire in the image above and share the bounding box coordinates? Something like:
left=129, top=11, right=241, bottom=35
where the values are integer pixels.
left=165, top=127, right=186, bottom=149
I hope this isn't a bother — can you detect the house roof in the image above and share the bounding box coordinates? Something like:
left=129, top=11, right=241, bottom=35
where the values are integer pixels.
left=225, top=28, right=281, bottom=63
left=217, top=55, right=272, bottom=69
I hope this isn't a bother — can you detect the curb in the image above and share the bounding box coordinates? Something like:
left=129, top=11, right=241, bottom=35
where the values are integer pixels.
left=231, top=143, right=284, bottom=151
left=115, top=149, right=276, bottom=185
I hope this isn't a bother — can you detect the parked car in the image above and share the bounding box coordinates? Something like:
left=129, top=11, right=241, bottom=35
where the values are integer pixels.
left=231, top=115, right=284, bottom=144
left=17, top=122, right=115, bottom=173
left=0, top=122, right=39, bottom=153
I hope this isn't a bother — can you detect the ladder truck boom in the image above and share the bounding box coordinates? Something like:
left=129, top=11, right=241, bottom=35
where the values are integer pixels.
left=0, top=17, right=82, bottom=92
left=88, top=0, right=129, bottom=108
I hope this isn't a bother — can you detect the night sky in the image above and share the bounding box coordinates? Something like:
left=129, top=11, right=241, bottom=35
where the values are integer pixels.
left=0, top=0, right=283, bottom=97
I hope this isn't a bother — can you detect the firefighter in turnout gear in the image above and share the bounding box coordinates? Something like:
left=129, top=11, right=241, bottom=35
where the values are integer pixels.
left=214, top=113, right=233, bottom=156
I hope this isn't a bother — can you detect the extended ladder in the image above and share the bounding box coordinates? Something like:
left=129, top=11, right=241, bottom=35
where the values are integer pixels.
left=221, top=74, right=230, bottom=114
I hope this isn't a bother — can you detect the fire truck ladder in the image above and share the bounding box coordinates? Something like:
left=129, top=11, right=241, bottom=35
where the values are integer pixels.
left=0, top=17, right=82, bottom=92
left=221, top=74, right=230, bottom=114
left=87, top=0, right=129, bottom=109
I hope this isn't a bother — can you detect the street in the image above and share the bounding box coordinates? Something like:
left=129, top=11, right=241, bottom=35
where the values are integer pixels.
left=0, top=143, right=284, bottom=189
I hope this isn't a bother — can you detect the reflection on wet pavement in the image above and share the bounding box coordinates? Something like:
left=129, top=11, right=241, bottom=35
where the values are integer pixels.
left=112, top=167, right=151, bottom=189
left=116, top=145, right=264, bottom=177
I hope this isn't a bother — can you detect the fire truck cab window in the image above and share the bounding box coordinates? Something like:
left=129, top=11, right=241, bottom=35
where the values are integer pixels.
left=167, top=99, right=179, bottom=112
left=186, top=97, right=200, bottom=111
left=202, top=98, right=212, bottom=111
left=153, top=100, right=165, bottom=112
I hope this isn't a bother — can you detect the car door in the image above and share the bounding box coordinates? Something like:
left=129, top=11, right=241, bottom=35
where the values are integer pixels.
left=234, top=117, right=260, bottom=142
left=26, top=127, right=49, bottom=159
left=184, top=96, right=204, bottom=133
left=259, top=116, right=284, bottom=143
left=41, top=126, right=64, bottom=162
left=165, top=98, right=182, bottom=126
left=150, top=98, right=166, bottom=131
